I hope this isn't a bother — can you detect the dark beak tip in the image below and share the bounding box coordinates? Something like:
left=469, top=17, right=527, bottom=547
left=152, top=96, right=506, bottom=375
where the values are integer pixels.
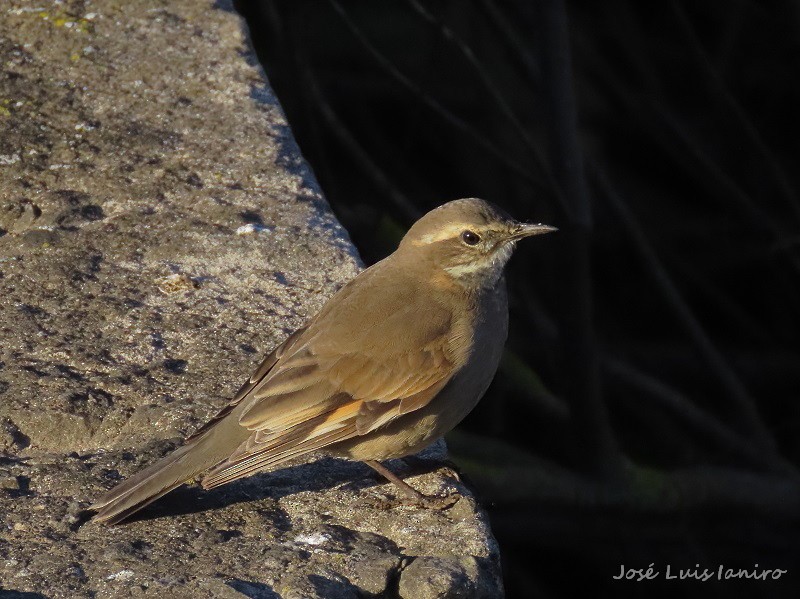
left=516, top=223, right=558, bottom=238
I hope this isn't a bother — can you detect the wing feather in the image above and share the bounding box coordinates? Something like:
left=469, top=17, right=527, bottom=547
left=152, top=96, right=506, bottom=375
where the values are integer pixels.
left=203, top=422, right=358, bottom=489
left=202, top=344, right=458, bottom=488
left=199, top=269, right=473, bottom=489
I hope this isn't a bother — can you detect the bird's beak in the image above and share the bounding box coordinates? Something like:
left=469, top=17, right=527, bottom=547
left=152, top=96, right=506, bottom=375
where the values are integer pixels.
left=510, top=222, right=558, bottom=240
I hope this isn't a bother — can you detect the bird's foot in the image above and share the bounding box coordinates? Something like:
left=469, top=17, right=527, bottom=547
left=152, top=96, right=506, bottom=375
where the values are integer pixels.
left=363, top=459, right=459, bottom=510
left=370, top=489, right=459, bottom=511
left=404, top=490, right=459, bottom=510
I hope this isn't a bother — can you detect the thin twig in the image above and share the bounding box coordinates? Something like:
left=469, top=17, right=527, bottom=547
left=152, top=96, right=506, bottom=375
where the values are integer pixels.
left=327, top=0, right=554, bottom=200
left=538, top=0, right=623, bottom=478
left=298, top=56, right=421, bottom=222
left=538, top=0, right=591, bottom=227
left=592, top=164, right=779, bottom=452
left=450, top=431, right=800, bottom=516
left=474, top=0, right=542, bottom=89
left=661, top=249, right=772, bottom=345
left=648, top=100, right=800, bottom=273
left=604, top=357, right=796, bottom=477
left=583, top=47, right=800, bottom=276
left=403, top=0, right=562, bottom=206
left=670, top=0, right=800, bottom=225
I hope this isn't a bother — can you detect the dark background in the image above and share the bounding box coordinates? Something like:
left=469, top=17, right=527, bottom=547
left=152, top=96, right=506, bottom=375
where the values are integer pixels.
left=234, top=1, right=800, bottom=597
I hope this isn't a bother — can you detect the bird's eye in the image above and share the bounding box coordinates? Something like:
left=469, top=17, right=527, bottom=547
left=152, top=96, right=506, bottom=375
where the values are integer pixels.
left=461, top=230, right=481, bottom=246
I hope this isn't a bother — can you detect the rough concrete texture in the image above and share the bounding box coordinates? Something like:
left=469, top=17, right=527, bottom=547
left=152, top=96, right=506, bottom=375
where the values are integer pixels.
left=0, top=0, right=503, bottom=597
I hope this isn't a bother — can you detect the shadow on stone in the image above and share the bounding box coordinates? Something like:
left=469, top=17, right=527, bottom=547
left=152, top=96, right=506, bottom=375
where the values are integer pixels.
left=249, top=83, right=279, bottom=107
left=121, top=456, right=387, bottom=524
left=212, top=0, right=237, bottom=13
left=308, top=574, right=361, bottom=599
left=226, top=579, right=280, bottom=599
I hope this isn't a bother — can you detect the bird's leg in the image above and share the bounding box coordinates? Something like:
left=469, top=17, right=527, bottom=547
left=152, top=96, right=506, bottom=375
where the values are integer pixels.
left=363, top=460, right=457, bottom=509
left=364, top=460, right=425, bottom=501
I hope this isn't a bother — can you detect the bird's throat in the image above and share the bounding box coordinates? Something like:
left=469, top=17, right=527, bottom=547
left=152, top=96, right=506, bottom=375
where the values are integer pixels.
left=443, top=243, right=513, bottom=290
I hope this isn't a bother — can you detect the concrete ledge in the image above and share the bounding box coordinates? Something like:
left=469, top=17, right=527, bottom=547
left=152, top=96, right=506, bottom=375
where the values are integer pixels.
left=0, top=1, right=503, bottom=597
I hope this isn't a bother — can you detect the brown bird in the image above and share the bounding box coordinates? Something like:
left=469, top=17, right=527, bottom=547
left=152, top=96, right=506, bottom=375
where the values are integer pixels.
left=90, top=198, right=556, bottom=524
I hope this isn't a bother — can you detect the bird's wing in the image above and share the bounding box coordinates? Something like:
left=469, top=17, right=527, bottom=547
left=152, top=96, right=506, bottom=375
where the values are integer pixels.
left=201, top=295, right=466, bottom=489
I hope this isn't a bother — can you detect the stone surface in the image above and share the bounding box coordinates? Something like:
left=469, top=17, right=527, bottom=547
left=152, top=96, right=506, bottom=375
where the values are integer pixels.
left=0, top=0, right=503, bottom=597
left=0, top=442, right=501, bottom=598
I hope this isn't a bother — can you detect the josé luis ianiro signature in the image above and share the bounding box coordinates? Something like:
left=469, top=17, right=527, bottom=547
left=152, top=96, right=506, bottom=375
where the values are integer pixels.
left=614, top=564, right=787, bottom=582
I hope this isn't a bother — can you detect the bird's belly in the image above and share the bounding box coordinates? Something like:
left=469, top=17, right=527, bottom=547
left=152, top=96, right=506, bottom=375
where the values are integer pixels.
left=333, top=412, right=442, bottom=461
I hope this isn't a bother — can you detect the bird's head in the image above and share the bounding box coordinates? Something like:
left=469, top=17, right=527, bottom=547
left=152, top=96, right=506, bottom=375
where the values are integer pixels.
left=399, top=198, right=556, bottom=288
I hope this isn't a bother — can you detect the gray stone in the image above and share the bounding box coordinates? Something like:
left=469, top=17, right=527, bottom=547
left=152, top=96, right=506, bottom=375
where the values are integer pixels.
left=398, top=555, right=499, bottom=599
left=0, top=0, right=503, bottom=597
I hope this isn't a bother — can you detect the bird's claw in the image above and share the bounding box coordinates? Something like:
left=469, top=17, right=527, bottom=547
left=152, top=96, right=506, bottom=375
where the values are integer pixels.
left=404, top=491, right=459, bottom=510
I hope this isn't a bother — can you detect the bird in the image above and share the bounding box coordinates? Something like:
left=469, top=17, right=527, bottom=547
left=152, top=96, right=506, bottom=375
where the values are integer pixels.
left=90, top=198, right=556, bottom=524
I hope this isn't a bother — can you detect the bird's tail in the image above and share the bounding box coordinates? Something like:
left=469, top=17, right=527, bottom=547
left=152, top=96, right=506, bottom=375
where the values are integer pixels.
left=90, top=415, right=248, bottom=525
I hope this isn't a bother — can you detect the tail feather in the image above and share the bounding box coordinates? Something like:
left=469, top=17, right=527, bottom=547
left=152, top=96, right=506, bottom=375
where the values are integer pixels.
left=90, top=415, right=249, bottom=524
left=92, top=480, right=185, bottom=525
left=202, top=424, right=356, bottom=490
left=90, top=444, right=200, bottom=524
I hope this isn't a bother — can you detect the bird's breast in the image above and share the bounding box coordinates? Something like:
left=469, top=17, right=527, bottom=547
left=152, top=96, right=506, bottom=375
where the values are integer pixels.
left=444, top=278, right=509, bottom=412
left=389, top=278, right=509, bottom=453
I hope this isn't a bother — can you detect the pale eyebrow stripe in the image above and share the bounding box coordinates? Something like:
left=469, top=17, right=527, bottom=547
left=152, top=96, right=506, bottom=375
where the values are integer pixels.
left=414, top=223, right=469, bottom=245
